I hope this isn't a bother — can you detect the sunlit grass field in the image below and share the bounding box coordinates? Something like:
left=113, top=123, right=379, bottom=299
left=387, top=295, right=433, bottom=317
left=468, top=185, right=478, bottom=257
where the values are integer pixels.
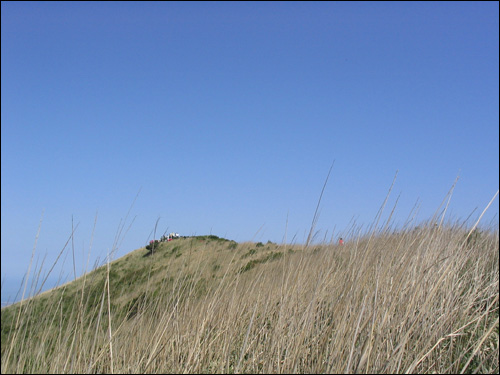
left=2, top=216, right=498, bottom=374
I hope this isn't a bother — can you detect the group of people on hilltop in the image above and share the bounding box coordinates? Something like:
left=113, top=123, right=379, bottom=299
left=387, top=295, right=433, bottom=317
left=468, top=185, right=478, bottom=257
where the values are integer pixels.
left=159, top=233, right=180, bottom=242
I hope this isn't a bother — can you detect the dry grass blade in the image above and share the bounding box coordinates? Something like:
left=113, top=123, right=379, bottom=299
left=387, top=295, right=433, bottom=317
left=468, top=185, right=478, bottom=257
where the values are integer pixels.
left=306, top=160, right=334, bottom=247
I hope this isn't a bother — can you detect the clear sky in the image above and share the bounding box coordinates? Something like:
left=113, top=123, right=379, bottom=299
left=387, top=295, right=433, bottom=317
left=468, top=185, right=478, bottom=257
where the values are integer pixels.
left=2, top=2, right=499, bottom=304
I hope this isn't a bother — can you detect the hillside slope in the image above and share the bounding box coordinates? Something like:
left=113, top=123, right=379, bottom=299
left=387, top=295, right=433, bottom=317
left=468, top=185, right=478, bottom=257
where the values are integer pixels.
left=1, top=228, right=498, bottom=373
left=1, top=235, right=283, bottom=331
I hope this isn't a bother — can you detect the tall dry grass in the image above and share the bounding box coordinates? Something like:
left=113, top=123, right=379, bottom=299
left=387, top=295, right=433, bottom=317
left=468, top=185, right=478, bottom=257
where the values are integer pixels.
left=2, top=218, right=498, bottom=373
left=1, top=182, right=499, bottom=373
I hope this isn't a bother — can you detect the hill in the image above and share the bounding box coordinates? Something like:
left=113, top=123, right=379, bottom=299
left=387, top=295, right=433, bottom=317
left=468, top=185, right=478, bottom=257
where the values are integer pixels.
left=1, top=227, right=498, bottom=373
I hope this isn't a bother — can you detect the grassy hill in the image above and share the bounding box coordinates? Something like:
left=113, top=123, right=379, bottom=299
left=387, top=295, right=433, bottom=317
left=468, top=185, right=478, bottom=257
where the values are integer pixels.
left=1, top=227, right=498, bottom=373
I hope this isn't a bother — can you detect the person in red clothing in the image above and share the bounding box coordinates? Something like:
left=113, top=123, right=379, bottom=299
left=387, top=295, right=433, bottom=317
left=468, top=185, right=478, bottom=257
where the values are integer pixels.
left=338, top=237, right=344, bottom=245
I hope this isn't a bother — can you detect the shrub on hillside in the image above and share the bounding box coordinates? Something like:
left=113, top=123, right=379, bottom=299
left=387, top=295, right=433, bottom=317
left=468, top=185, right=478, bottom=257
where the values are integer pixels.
left=146, top=240, right=160, bottom=252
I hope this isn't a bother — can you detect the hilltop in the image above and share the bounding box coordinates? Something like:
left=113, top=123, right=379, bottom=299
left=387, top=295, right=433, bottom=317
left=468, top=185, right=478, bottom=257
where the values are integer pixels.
left=1, top=226, right=498, bottom=373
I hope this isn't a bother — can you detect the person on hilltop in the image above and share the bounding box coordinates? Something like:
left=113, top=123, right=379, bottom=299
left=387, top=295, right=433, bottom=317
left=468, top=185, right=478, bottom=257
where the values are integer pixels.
left=339, top=237, right=344, bottom=245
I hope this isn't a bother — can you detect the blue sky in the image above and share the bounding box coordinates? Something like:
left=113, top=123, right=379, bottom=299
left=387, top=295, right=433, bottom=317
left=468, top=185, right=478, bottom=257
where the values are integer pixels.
left=2, top=2, right=498, bottom=303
